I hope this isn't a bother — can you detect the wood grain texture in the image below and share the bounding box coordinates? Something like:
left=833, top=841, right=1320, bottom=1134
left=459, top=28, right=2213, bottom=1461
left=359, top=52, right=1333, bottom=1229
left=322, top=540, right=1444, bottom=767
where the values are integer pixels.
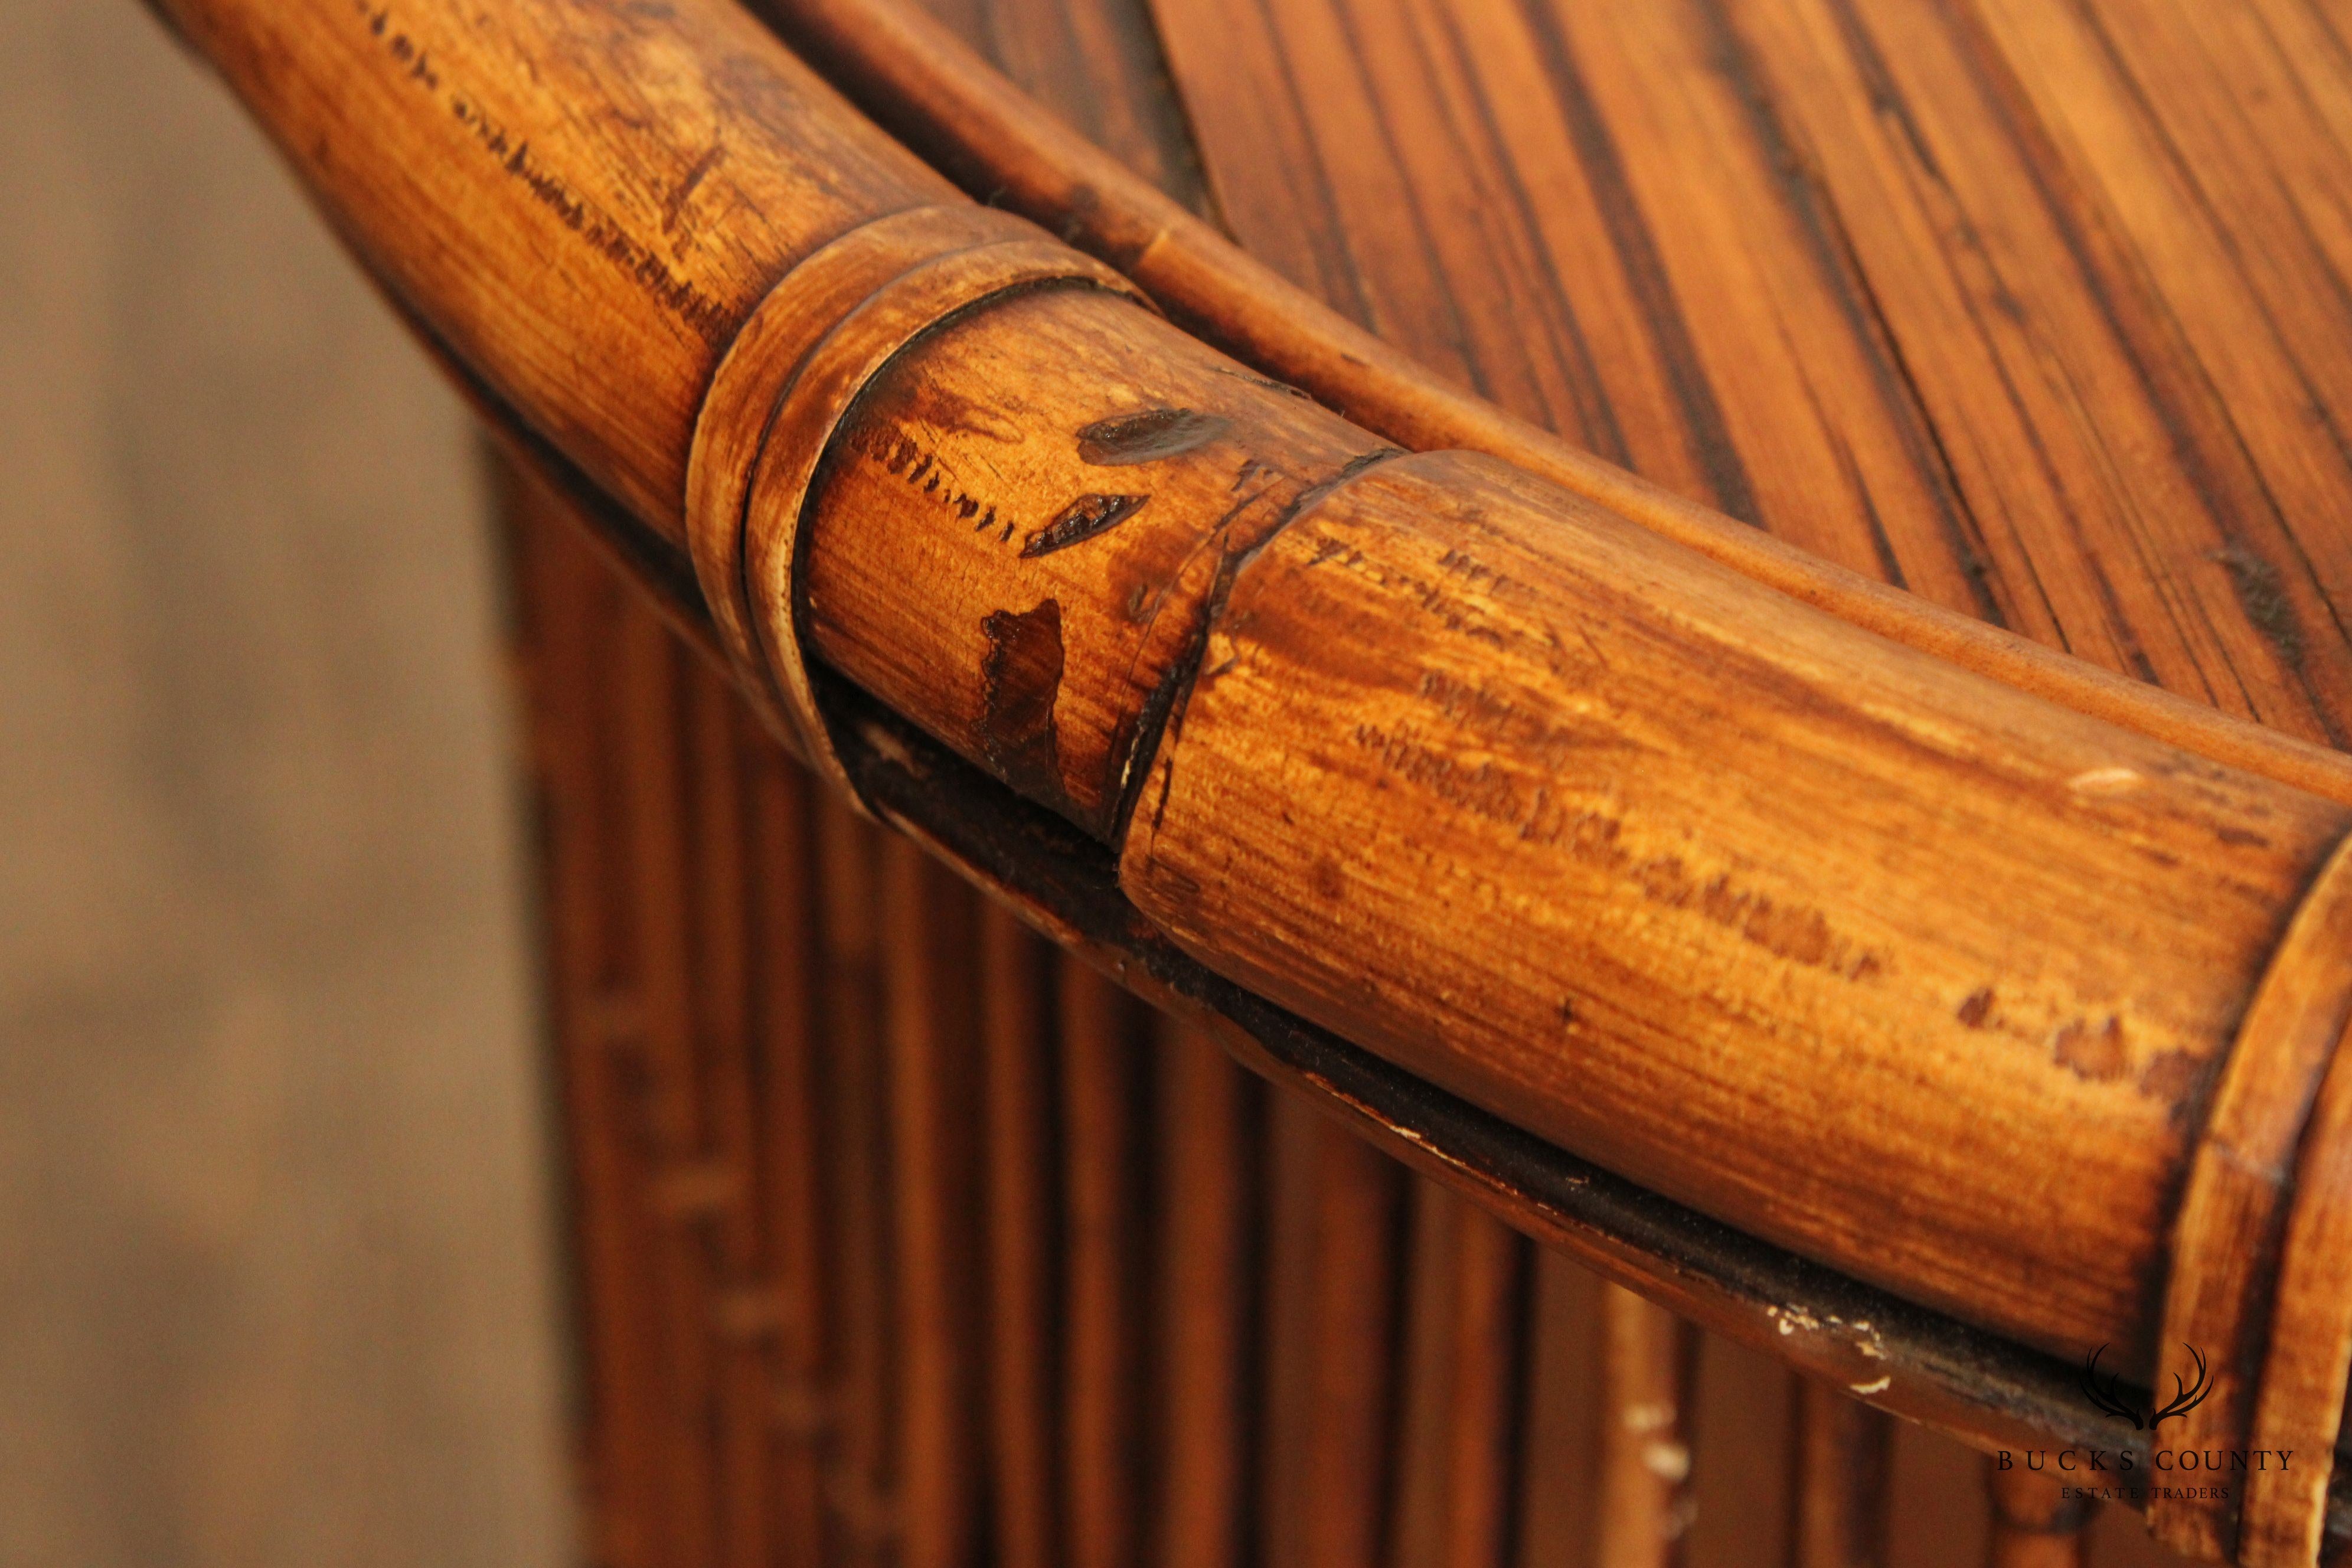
left=1118, top=0, right=2352, bottom=1431
left=728, top=0, right=2352, bottom=1385
left=489, top=370, right=2264, bottom=1567
left=484, top=234, right=2175, bottom=1505
left=750, top=177, right=2352, bottom=1387
left=682, top=200, right=1087, bottom=738
left=800, top=281, right=1383, bottom=834
left=1138, top=0, right=2352, bottom=749
left=1119, top=447, right=2347, bottom=1362
left=1962, top=0, right=2352, bottom=733
left=2151, top=838, right=2352, bottom=1557
left=164, top=0, right=2352, bottom=1387
left=1726, top=0, right=2352, bottom=736
left=753, top=0, right=2352, bottom=807
left=729, top=212, right=1145, bottom=796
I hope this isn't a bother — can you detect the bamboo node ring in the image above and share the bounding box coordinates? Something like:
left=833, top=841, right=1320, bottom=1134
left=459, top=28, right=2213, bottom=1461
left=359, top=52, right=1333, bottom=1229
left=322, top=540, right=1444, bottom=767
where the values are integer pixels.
left=685, top=202, right=1147, bottom=809
left=2149, top=829, right=2352, bottom=1563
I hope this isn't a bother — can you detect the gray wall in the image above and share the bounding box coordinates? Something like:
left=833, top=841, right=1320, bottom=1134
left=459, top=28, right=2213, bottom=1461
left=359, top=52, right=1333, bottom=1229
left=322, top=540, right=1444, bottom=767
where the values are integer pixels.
left=0, top=4, right=573, bottom=1564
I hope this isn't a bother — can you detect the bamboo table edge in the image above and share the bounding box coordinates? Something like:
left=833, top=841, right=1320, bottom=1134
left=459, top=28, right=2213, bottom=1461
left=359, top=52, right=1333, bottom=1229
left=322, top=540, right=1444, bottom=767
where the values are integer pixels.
left=143, top=0, right=2352, bottom=1556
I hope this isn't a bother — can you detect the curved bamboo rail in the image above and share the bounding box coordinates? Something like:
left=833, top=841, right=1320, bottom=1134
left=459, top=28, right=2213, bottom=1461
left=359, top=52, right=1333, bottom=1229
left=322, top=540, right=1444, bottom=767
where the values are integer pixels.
left=152, top=0, right=2352, bottom=1556
left=753, top=0, right=2352, bottom=811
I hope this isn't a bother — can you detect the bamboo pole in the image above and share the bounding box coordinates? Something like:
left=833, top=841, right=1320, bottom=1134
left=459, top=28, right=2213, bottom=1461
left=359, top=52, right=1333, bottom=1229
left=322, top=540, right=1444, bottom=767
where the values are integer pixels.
left=1594, top=1287, right=1697, bottom=1568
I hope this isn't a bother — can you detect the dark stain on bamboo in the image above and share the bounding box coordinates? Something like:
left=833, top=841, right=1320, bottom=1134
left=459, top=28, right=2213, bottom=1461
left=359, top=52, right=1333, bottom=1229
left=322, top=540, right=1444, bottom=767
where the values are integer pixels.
left=981, top=597, right=1073, bottom=812
left=2213, top=540, right=2305, bottom=668
left=865, top=424, right=1006, bottom=540
left=2052, top=1017, right=2130, bottom=1084
left=1022, top=491, right=1153, bottom=556
left=1077, top=407, right=1233, bottom=465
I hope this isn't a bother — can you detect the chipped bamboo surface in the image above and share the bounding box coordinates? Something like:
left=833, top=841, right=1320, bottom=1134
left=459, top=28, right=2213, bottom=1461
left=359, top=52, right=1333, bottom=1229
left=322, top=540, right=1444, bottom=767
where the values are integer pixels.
left=161, top=0, right=2352, bottom=1561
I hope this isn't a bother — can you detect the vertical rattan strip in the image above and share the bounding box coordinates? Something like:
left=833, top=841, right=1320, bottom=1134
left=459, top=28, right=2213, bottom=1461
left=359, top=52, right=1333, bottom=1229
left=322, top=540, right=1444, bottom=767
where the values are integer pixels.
left=615, top=558, right=724, bottom=1568
left=685, top=671, right=775, bottom=1568
left=1440, top=1210, right=1528, bottom=1568
left=980, top=907, right=1064, bottom=1568
left=746, top=737, right=832, bottom=1564
left=506, top=463, right=667, bottom=1568
left=1059, top=960, right=1148, bottom=1568
left=1151, top=1019, right=1259, bottom=1568
left=1259, top=1095, right=1408, bottom=1568
left=1786, top=1378, right=1888, bottom=1568
left=815, top=798, right=899, bottom=1562
left=881, top=838, right=986, bottom=1567
left=1594, top=1286, right=1696, bottom=1568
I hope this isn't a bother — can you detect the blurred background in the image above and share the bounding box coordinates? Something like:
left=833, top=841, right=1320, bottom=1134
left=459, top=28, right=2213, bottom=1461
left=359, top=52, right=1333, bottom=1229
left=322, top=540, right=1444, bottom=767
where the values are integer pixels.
left=0, top=2, right=573, bottom=1564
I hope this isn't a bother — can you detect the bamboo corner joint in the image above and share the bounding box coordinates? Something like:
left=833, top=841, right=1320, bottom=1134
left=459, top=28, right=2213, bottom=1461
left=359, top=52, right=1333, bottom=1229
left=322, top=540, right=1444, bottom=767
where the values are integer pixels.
left=153, top=0, right=2352, bottom=1559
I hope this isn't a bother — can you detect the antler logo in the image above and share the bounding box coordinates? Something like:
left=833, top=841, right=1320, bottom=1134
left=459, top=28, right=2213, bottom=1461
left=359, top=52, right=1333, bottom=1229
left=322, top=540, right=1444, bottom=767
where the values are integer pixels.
left=2077, top=1344, right=2212, bottom=1431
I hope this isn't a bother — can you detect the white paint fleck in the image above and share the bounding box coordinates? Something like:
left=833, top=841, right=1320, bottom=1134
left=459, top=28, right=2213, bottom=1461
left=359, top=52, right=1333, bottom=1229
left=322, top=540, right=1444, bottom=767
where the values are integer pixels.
left=1642, top=1439, right=1692, bottom=1483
